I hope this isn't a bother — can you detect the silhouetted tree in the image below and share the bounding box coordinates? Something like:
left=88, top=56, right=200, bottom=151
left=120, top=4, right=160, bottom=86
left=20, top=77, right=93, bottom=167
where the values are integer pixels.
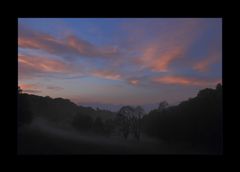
left=216, top=83, right=222, bottom=90
left=135, top=106, right=145, bottom=118
left=116, top=106, right=144, bottom=140
left=158, top=101, right=168, bottom=111
left=18, top=86, right=22, bottom=94
left=116, top=106, right=134, bottom=139
left=131, top=106, right=145, bottom=140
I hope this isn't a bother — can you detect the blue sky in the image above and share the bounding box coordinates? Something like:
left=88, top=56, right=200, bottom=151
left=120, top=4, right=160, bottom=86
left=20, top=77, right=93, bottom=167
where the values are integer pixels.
left=18, top=18, right=222, bottom=106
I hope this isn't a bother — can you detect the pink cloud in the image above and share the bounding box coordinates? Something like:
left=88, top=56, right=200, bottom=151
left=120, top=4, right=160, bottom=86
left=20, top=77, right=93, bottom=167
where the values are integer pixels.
left=133, top=19, right=203, bottom=72
left=152, top=76, right=221, bottom=86
left=19, top=83, right=42, bottom=94
left=193, top=51, right=221, bottom=72
left=138, top=45, right=185, bottom=72
left=91, top=70, right=122, bottom=80
left=18, top=54, right=85, bottom=81
left=128, top=79, right=140, bottom=86
left=18, top=26, right=121, bottom=59
left=20, top=83, right=39, bottom=89
left=18, top=55, right=74, bottom=74
left=18, top=54, right=123, bottom=82
left=46, top=86, right=64, bottom=90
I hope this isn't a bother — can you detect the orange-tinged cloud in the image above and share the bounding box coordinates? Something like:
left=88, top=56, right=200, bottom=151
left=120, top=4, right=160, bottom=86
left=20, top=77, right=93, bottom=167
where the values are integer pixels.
left=128, top=79, right=139, bottom=85
left=18, top=27, right=121, bottom=59
left=66, top=35, right=94, bottom=55
left=18, top=55, right=72, bottom=74
left=152, top=46, right=184, bottom=72
left=138, top=43, right=186, bottom=72
left=193, top=51, right=221, bottom=72
left=19, top=83, right=42, bottom=94
left=132, top=19, right=203, bottom=72
left=92, top=70, right=122, bottom=80
left=18, top=37, right=54, bottom=53
left=65, top=35, right=121, bottom=58
left=20, top=83, right=39, bottom=90
left=152, top=76, right=221, bottom=86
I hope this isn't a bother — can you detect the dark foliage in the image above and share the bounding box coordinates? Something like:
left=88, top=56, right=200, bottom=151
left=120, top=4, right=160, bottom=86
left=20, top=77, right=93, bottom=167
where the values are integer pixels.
left=115, top=106, right=144, bottom=140
left=92, top=117, right=105, bottom=135
left=17, top=90, right=116, bottom=129
left=18, top=91, right=33, bottom=127
left=72, top=113, right=93, bottom=131
left=158, top=101, right=168, bottom=111
left=104, top=119, right=115, bottom=137
left=141, top=84, right=222, bottom=153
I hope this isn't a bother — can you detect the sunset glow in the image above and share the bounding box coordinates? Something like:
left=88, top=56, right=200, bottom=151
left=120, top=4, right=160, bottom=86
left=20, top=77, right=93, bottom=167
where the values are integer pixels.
left=18, top=18, right=222, bottom=106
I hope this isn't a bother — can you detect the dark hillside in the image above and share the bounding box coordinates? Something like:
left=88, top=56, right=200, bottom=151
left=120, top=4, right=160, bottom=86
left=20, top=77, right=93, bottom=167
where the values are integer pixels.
left=142, top=84, right=222, bottom=154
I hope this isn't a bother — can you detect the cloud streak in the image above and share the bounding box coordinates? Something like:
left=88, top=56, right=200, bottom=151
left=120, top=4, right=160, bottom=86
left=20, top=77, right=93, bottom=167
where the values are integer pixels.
left=137, top=45, right=185, bottom=72
left=91, top=70, right=122, bottom=80
left=18, top=25, right=122, bottom=60
left=132, top=19, right=203, bottom=72
left=152, top=76, right=221, bottom=86
left=18, top=54, right=84, bottom=80
left=46, top=86, right=64, bottom=90
left=19, top=55, right=72, bottom=73
left=128, top=79, right=140, bottom=86
left=18, top=54, right=124, bottom=82
left=19, top=83, right=42, bottom=93
left=193, top=50, right=221, bottom=72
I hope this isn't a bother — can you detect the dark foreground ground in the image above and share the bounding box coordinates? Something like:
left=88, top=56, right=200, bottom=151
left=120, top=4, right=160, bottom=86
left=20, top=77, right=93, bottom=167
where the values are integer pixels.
left=17, top=120, right=217, bottom=155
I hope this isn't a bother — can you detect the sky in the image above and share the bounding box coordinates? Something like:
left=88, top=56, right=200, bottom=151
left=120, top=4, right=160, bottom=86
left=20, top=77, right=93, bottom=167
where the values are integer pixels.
left=18, top=18, right=222, bottom=107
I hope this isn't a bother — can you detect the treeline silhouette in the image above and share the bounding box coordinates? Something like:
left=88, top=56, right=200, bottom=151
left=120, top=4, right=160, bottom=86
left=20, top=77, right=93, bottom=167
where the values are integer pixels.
left=18, top=87, right=117, bottom=136
left=18, top=84, right=222, bottom=154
